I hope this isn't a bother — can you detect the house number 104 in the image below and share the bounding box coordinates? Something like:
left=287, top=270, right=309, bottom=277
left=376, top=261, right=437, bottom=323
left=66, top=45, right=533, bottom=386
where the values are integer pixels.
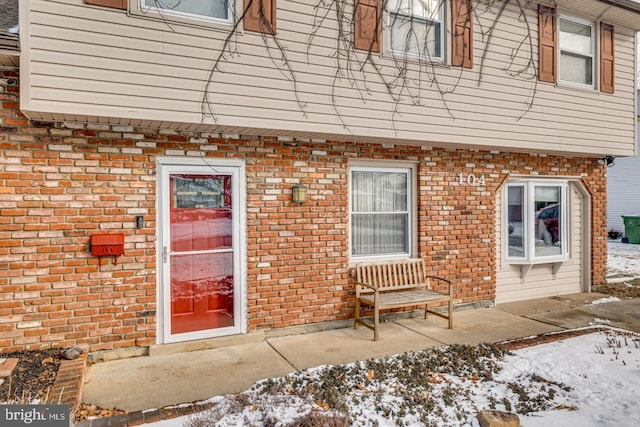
left=457, top=173, right=486, bottom=186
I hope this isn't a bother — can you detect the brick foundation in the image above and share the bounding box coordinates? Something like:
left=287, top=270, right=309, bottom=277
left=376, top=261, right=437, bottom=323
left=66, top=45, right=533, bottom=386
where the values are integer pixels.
left=0, top=68, right=608, bottom=352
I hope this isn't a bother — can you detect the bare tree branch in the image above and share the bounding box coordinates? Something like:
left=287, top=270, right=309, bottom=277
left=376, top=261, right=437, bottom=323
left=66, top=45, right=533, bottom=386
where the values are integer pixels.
left=186, top=0, right=546, bottom=132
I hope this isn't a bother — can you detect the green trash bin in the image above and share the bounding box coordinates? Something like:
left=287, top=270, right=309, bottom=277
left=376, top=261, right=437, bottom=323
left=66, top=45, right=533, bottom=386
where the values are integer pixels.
left=622, top=215, right=640, bottom=244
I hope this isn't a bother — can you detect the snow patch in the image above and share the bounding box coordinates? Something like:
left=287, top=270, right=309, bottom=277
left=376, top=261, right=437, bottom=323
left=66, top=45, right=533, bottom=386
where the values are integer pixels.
left=144, top=330, right=640, bottom=427
left=590, top=296, right=621, bottom=305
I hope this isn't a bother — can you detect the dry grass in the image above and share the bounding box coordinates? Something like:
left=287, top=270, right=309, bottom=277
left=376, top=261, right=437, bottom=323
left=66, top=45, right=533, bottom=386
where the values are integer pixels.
left=182, top=342, right=575, bottom=426
left=285, top=411, right=349, bottom=427
left=594, top=280, right=640, bottom=299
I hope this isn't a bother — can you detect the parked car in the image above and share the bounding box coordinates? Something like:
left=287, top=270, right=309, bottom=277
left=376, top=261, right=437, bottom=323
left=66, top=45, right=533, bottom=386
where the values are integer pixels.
left=536, top=203, right=559, bottom=245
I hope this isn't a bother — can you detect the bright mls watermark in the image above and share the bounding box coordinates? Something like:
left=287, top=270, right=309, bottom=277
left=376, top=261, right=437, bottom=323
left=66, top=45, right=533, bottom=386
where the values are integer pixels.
left=2, top=405, right=69, bottom=427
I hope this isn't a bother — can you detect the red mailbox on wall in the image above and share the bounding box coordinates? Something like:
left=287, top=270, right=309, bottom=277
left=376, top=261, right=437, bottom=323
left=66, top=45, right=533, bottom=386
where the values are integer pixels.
left=91, top=234, right=124, bottom=265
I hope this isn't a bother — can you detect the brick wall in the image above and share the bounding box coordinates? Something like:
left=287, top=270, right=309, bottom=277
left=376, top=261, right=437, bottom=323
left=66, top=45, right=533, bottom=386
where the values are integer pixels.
left=0, top=68, right=608, bottom=352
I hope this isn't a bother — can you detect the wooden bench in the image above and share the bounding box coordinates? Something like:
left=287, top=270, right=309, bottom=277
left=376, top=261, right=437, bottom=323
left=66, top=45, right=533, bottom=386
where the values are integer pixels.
left=354, top=258, right=453, bottom=341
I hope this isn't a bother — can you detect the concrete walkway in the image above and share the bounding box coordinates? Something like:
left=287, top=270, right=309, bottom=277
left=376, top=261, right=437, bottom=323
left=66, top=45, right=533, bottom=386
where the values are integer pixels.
left=81, top=293, right=640, bottom=413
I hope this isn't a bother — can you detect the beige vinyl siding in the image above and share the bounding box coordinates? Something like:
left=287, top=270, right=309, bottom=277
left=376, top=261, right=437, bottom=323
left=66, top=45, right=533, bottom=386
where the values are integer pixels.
left=554, top=0, right=640, bottom=30
left=496, top=183, right=585, bottom=304
left=20, top=0, right=638, bottom=156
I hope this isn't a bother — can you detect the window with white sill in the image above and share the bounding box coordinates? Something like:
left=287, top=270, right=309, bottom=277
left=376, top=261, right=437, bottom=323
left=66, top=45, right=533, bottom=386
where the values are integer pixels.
left=559, top=15, right=594, bottom=88
left=505, top=181, right=569, bottom=264
left=141, top=0, right=232, bottom=23
left=387, top=0, right=444, bottom=60
left=350, top=165, right=415, bottom=260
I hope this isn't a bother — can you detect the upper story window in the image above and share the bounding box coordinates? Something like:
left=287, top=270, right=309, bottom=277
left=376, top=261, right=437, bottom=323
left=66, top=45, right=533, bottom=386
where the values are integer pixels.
left=538, top=6, right=614, bottom=93
left=350, top=164, right=416, bottom=261
left=505, top=180, right=569, bottom=264
left=141, top=0, right=232, bottom=23
left=559, top=16, right=594, bottom=87
left=353, top=0, right=472, bottom=68
left=387, top=0, right=444, bottom=60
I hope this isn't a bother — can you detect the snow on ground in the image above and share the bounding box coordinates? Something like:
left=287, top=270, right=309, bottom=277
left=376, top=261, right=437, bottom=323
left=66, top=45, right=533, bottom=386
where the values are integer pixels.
left=589, top=296, right=621, bottom=305
left=145, top=330, right=640, bottom=427
left=607, top=241, right=640, bottom=279
left=140, top=242, right=640, bottom=427
left=496, top=331, right=640, bottom=427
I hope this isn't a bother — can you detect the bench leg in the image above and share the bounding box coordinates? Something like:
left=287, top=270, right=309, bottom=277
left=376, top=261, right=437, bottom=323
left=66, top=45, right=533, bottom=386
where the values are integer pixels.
left=448, top=299, right=453, bottom=329
left=373, top=303, right=379, bottom=341
left=424, top=304, right=428, bottom=319
left=354, top=299, right=360, bottom=330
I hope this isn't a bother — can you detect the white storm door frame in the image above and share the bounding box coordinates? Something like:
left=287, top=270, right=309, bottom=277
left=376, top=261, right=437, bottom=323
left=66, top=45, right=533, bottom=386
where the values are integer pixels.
left=156, top=157, right=247, bottom=344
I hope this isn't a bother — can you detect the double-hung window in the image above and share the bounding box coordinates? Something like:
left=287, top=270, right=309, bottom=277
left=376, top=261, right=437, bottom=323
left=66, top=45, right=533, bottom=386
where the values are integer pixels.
left=506, top=180, right=569, bottom=263
left=350, top=165, right=414, bottom=260
left=558, top=15, right=594, bottom=87
left=538, top=7, right=614, bottom=93
left=387, top=0, right=444, bottom=60
left=141, top=0, right=232, bottom=23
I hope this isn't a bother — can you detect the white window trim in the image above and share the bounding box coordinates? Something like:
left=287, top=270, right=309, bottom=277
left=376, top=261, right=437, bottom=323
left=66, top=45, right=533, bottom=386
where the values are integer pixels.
left=349, top=161, right=418, bottom=262
left=558, top=14, right=595, bottom=90
left=504, top=180, right=569, bottom=265
left=130, top=0, right=235, bottom=28
left=385, top=0, right=446, bottom=62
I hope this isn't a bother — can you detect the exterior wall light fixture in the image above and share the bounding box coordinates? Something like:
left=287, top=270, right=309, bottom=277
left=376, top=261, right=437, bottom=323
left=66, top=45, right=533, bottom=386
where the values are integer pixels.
left=606, top=156, right=615, bottom=167
left=598, top=156, right=616, bottom=167
left=292, top=183, right=308, bottom=203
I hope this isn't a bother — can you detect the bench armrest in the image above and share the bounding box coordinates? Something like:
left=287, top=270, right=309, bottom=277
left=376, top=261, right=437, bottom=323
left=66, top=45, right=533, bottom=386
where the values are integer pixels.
left=426, top=275, right=453, bottom=295
left=426, top=275, right=451, bottom=285
left=356, top=281, right=380, bottom=292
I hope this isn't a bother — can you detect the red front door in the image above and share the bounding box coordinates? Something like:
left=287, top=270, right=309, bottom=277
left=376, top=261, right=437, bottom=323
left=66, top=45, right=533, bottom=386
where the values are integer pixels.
left=168, top=173, right=235, bottom=334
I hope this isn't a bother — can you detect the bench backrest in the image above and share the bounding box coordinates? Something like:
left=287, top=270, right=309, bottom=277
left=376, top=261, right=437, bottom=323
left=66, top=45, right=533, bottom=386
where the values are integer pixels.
left=355, top=258, right=431, bottom=293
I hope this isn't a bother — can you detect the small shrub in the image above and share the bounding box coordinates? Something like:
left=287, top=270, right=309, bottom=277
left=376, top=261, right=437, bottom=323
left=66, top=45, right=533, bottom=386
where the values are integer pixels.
left=183, top=409, right=221, bottom=427
left=608, top=229, right=624, bottom=240
left=286, top=411, right=349, bottom=427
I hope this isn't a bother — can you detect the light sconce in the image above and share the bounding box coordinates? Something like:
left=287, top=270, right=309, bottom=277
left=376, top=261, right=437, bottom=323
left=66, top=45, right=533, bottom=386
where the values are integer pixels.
left=605, top=156, right=615, bottom=167
left=598, top=156, right=616, bottom=167
left=292, top=183, right=308, bottom=203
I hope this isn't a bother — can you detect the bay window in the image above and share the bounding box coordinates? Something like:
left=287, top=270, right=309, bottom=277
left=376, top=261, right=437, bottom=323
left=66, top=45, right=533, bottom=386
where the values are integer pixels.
left=506, top=180, right=568, bottom=263
left=350, top=165, right=415, bottom=260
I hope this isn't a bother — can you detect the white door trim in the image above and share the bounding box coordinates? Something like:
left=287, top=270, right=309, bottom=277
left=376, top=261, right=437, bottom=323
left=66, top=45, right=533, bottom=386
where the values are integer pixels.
left=571, top=180, right=591, bottom=293
left=156, top=157, right=247, bottom=344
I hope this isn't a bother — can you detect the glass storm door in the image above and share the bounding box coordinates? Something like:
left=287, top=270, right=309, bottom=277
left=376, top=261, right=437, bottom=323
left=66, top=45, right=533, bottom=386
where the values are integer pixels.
left=159, top=162, right=243, bottom=342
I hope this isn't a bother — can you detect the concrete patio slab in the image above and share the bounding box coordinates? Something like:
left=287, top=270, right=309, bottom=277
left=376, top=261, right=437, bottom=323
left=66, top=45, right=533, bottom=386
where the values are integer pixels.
left=526, top=299, right=640, bottom=332
left=82, top=341, right=294, bottom=413
left=268, top=321, right=441, bottom=370
left=397, top=308, right=562, bottom=346
left=81, top=294, right=640, bottom=417
left=496, top=293, right=640, bottom=332
left=496, top=292, right=610, bottom=317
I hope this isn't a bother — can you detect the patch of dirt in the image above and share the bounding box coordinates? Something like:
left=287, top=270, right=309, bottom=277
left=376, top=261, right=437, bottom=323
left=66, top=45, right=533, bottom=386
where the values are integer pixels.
left=0, top=348, right=125, bottom=422
left=75, top=402, right=126, bottom=421
left=593, top=280, right=640, bottom=299
left=0, top=349, right=61, bottom=403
